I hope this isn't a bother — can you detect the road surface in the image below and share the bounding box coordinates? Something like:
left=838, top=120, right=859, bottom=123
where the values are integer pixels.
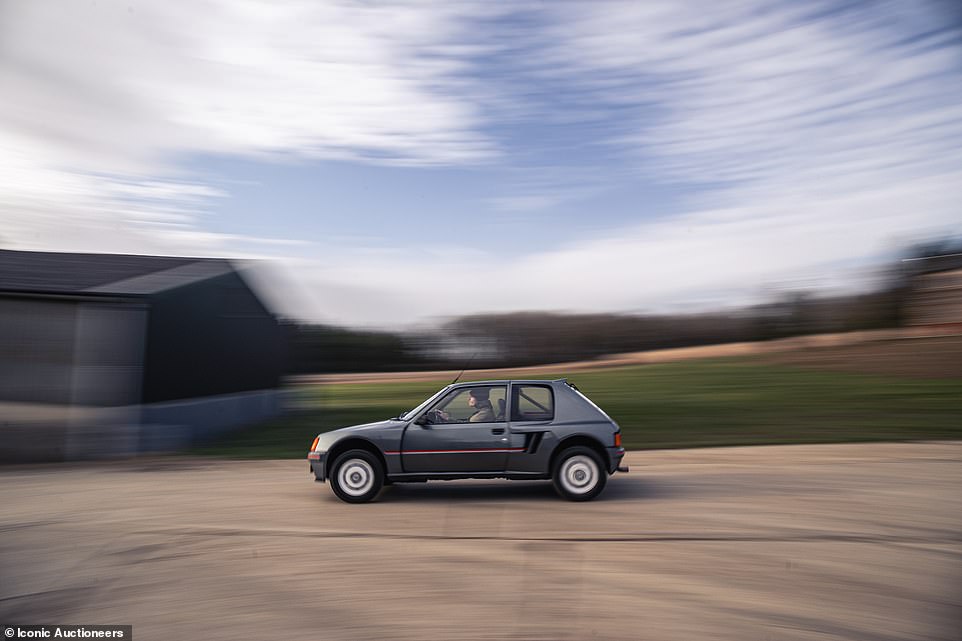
left=1, top=442, right=960, bottom=640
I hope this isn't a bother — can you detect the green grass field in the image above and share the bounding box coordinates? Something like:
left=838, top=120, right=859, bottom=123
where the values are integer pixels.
left=191, top=358, right=962, bottom=458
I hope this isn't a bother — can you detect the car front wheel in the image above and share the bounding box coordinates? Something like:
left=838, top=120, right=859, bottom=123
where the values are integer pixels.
left=330, top=450, right=384, bottom=503
left=552, top=446, right=606, bottom=501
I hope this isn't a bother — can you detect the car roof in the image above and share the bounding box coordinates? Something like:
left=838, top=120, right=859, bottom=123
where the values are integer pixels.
left=450, top=379, right=567, bottom=386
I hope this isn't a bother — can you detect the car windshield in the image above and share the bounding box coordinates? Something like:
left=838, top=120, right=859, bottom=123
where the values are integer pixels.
left=398, top=385, right=450, bottom=420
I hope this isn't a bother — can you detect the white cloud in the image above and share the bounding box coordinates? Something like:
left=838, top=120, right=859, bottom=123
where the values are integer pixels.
left=0, top=0, right=502, bottom=254
left=1, top=0, right=498, bottom=169
left=534, top=0, right=962, bottom=194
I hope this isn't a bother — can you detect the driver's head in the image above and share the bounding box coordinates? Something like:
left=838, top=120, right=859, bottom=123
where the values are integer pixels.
left=469, top=388, right=490, bottom=405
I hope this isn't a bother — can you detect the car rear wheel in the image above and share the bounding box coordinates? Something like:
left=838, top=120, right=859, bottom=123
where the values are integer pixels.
left=330, top=450, right=384, bottom=503
left=552, top=446, right=606, bottom=501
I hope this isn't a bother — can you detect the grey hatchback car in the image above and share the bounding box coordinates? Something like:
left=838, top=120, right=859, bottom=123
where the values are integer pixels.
left=308, top=379, right=627, bottom=503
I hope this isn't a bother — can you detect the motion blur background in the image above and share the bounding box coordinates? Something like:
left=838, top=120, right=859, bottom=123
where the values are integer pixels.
left=1, top=2, right=961, bottom=639
left=1, top=0, right=961, bottom=458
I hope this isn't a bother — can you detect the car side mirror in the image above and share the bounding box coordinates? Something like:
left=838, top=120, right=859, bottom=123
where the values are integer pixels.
left=414, top=415, right=430, bottom=426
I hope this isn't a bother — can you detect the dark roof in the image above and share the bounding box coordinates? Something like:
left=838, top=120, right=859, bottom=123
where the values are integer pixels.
left=904, top=252, right=962, bottom=276
left=0, top=249, right=235, bottom=296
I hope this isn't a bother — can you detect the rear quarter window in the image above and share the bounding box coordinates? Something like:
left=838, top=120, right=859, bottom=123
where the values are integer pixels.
left=511, top=384, right=554, bottom=421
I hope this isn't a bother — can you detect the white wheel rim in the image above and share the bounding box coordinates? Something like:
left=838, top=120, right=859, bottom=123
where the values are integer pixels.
left=559, top=455, right=599, bottom=495
left=338, top=458, right=375, bottom=497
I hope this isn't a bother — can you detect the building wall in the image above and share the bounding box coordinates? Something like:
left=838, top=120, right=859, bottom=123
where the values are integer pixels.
left=0, top=296, right=149, bottom=462
left=908, top=268, right=962, bottom=326
left=1, top=272, right=287, bottom=461
left=0, top=297, right=77, bottom=404
left=0, top=296, right=147, bottom=406
left=0, top=389, right=287, bottom=461
left=138, top=388, right=289, bottom=452
left=142, top=271, right=285, bottom=402
left=71, top=301, right=148, bottom=406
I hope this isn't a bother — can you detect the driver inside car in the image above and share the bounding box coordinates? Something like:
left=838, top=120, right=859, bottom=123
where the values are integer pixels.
left=434, top=388, right=496, bottom=423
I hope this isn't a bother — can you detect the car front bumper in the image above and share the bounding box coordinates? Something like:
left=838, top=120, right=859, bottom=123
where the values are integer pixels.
left=308, top=451, right=327, bottom=482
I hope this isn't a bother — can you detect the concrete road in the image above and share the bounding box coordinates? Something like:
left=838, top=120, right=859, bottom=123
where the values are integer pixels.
left=1, top=443, right=960, bottom=641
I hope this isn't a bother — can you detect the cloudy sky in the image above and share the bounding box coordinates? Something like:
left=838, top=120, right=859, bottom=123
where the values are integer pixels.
left=2, top=0, right=961, bottom=326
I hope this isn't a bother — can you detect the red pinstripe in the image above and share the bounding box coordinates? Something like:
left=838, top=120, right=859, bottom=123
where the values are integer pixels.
left=384, top=448, right=525, bottom=455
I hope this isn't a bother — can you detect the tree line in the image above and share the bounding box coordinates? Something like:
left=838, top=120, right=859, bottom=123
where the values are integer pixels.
left=285, top=239, right=960, bottom=374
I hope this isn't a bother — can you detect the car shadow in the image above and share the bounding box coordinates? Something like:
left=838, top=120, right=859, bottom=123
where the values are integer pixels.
left=371, top=475, right=673, bottom=503
left=376, top=480, right=556, bottom=503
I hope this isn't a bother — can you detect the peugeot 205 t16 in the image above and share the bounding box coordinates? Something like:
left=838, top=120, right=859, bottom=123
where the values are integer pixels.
left=308, top=379, right=627, bottom=503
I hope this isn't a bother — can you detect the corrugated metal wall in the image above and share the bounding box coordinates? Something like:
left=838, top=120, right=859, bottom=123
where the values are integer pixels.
left=0, top=297, right=77, bottom=404
left=0, top=297, right=148, bottom=406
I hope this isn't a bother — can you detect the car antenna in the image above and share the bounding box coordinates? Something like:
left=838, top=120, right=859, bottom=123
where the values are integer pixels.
left=450, top=351, right=478, bottom=385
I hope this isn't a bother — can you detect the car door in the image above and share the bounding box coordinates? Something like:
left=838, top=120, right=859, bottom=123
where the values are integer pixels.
left=505, top=382, right=556, bottom=473
left=402, top=385, right=512, bottom=474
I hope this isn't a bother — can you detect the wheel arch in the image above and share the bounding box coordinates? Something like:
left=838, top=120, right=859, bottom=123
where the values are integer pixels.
left=548, top=434, right=608, bottom=475
left=326, top=437, right=387, bottom=478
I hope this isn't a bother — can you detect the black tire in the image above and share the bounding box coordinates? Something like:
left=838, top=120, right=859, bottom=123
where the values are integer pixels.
left=329, top=449, right=384, bottom=503
left=552, top=446, right=607, bottom=501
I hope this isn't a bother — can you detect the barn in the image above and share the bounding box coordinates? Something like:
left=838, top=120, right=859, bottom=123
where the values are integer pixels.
left=905, top=252, right=962, bottom=328
left=0, top=249, right=287, bottom=461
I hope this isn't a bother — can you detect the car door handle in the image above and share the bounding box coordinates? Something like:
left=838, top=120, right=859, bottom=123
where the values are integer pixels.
left=491, top=427, right=505, bottom=435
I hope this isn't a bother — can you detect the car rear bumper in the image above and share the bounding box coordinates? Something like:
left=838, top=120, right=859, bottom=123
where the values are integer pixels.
left=606, top=446, right=626, bottom=474
left=308, top=451, right=327, bottom=482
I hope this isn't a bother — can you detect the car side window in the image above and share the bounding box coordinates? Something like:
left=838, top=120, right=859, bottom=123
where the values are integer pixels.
left=425, top=386, right=506, bottom=424
left=511, top=385, right=554, bottom=422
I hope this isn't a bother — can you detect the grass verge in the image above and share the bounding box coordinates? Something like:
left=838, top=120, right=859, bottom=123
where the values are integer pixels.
left=190, top=359, right=962, bottom=458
